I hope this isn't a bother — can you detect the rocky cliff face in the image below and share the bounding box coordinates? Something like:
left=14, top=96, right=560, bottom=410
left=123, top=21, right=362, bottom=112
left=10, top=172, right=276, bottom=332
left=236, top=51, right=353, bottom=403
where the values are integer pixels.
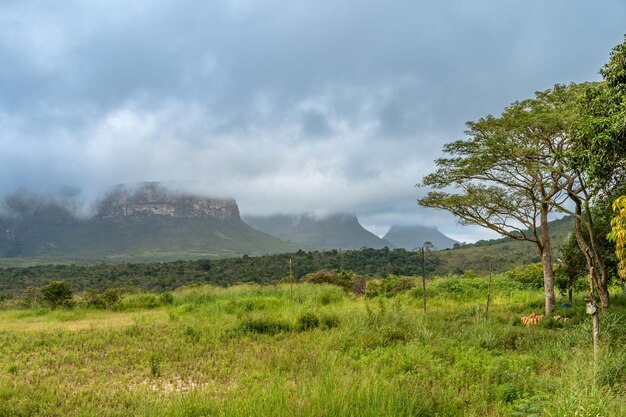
left=95, top=183, right=239, bottom=220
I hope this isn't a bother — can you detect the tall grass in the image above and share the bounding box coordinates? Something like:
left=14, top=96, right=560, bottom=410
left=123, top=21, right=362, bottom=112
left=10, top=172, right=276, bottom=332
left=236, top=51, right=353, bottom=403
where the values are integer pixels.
left=0, top=278, right=623, bottom=416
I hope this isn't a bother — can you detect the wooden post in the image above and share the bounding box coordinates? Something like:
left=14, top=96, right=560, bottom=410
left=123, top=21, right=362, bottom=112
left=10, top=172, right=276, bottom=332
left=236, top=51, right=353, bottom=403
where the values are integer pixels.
left=421, top=247, right=426, bottom=314
left=485, top=258, right=493, bottom=320
left=289, top=258, right=294, bottom=302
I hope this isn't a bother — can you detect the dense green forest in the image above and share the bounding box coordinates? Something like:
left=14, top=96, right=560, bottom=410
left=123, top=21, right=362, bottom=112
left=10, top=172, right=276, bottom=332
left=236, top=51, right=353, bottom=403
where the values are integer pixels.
left=0, top=247, right=441, bottom=295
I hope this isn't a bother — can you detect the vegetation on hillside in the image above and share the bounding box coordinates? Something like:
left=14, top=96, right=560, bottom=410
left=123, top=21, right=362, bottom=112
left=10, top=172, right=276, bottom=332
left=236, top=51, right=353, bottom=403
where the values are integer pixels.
left=0, top=248, right=441, bottom=295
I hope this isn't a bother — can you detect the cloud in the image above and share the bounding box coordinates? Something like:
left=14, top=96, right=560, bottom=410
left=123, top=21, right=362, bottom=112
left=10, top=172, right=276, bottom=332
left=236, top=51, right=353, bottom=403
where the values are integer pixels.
left=0, top=0, right=625, bottom=241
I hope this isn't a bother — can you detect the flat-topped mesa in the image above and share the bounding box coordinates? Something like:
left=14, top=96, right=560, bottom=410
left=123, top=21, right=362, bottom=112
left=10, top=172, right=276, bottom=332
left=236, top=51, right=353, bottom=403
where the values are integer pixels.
left=95, top=183, right=240, bottom=220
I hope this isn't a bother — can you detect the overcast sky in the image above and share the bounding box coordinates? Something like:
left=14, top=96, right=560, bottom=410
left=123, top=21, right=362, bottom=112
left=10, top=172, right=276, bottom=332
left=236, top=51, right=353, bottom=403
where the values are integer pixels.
left=1, top=1, right=625, bottom=241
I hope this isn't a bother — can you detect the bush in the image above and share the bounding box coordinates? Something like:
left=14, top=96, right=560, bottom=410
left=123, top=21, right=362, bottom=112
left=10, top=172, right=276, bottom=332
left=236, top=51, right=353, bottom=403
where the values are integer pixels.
left=365, top=279, right=384, bottom=298
left=237, top=317, right=292, bottom=335
left=296, top=311, right=320, bottom=331
left=351, top=275, right=368, bottom=295
left=40, top=280, right=73, bottom=309
left=101, top=288, right=122, bottom=309
left=365, top=275, right=417, bottom=298
left=506, top=263, right=544, bottom=288
left=392, top=276, right=419, bottom=295
left=159, top=291, right=174, bottom=305
left=301, top=270, right=352, bottom=291
left=83, top=290, right=106, bottom=309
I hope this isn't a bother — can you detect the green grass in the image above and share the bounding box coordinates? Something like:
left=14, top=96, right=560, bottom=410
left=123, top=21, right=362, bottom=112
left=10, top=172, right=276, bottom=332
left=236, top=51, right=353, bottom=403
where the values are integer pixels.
left=0, top=279, right=624, bottom=416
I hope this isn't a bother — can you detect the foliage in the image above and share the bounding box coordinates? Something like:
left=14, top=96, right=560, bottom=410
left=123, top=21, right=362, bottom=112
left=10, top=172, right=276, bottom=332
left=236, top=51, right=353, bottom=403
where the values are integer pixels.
left=506, top=263, right=544, bottom=289
left=301, top=270, right=354, bottom=291
left=40, top=280, right=73, bottom=309
left=608, top=195, right=626, bottom=279
left=571, top=36, right=626, bottom=192
left=237, top=316, right=292, bottom=335
left=296, top=311, right=320, bottom=331
left=0, top=248, right=440, bottom=295
left=365, top=274, right=419, bottom=298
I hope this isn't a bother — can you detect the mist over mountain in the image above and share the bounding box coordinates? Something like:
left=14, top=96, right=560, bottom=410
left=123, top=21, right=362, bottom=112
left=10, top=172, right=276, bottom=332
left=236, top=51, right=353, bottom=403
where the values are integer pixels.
left=0, top=183, right=297, bottom=261
left=243, top=213, right=393, bottom=250
left=383, top=225, right=459, bottom=250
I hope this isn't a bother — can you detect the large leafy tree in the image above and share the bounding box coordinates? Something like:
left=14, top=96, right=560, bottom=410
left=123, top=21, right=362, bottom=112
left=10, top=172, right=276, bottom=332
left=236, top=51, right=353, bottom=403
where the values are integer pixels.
left=419, top=84, right=582, bottom=315
left=566, top=36, right=626, bottom=310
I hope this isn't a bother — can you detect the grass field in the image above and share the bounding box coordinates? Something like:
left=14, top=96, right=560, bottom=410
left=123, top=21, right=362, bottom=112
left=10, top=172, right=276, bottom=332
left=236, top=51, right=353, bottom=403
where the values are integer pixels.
left=0, top=278, right=624, bottom=416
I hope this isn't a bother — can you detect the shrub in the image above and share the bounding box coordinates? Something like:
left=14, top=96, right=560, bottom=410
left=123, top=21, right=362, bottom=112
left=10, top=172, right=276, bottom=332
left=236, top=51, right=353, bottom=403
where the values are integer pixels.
left=392, top=276, right=419, bottom=295
left=101, top=288, right=122, bottom=309
left=237, top=317, right=292, bottom=335
left=83, top=290, right=106, bottom=309
left=40, top=280, right=73, bottom=309
left=506, top=263, right=544, bottom=288
left=21, top=286, right=40, bottom=308
left=301, top=270, right=351, bottom=291
left=351, top=275, right=368, bottom=295
left=296, top=311, right=320, bottom=331
left=365, top=279, right=384, bottom=298
left=159, top=291, right=174, bottom=305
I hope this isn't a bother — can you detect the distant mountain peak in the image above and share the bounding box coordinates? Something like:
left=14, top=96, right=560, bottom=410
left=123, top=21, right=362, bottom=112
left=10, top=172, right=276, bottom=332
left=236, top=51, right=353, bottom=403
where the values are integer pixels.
left=243, top=212, right=392, bottom=250
left=383, top=224, right=459, bottom=250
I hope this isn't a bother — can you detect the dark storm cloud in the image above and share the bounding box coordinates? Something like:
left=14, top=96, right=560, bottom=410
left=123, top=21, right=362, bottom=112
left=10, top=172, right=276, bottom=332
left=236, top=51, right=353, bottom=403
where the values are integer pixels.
left=1, top=0, right=625, bottom=240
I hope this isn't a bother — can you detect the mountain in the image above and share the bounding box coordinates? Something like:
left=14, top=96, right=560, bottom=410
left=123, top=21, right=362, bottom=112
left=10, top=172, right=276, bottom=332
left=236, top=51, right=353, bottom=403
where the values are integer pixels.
left=383, top=225, right=459, bottom=250
left=243, top=213, right=393, bottom=250
left=0, top=183, right=297, bottom=262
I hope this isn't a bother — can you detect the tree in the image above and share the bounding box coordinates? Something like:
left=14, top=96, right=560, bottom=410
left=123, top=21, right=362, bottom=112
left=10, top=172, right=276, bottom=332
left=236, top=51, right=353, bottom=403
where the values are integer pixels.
left=419, top=85, right=582, bottom=315
left=41, top=280, right=73, bottom=308
left=566, top=36, right=626, bottom=310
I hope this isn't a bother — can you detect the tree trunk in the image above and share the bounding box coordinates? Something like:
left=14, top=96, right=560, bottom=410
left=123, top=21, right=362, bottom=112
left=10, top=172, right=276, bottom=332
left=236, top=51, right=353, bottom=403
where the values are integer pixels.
left=583, top=202, right=610, bottom=311
left=598, top=290, right=610, bottom=314
left=570, top=192, right=610, bottom=311
left=540, top=204, right=555, bottom=315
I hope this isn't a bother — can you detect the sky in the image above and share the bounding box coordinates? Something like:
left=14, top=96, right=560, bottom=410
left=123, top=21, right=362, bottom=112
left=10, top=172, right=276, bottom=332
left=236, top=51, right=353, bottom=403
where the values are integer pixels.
left=1, top=1, right=625, bottom=242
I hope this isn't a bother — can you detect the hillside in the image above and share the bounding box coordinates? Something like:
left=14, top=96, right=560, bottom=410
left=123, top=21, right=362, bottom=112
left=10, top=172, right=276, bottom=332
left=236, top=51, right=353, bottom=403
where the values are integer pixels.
left=383, top=225, right=459, bottom=250
left=435, top=216, right=575, bottom=274
left=243, top=213, right=393, bottom=250
left=0, top=184, right=297, bottom=262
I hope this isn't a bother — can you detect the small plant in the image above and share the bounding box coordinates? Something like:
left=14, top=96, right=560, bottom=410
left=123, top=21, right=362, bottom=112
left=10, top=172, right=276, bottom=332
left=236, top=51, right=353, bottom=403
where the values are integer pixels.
left=365, top=279, right=384, bottom=298
left=296, top=311, right=320, bottom=331
left=237, top=317, right=292, bottom=335
left=149, top=354, right=161, bottom=377
left=159, top=291, right=174, bottom=305
left=183, top=325, right=201, bottom=342
left=320, top=312, right=340, bottom=329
